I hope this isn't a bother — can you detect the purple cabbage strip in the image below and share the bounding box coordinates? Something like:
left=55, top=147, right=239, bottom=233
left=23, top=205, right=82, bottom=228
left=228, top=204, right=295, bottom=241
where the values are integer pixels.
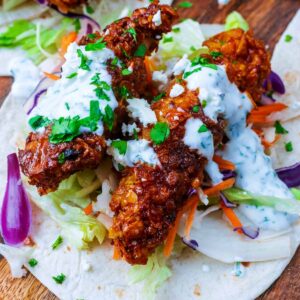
left=27, top=88, right=47, bottom=115
left=263, top=71, right=285, bottom=94
left=276, top=163, right=300, bottom=188
left=221, top=170, right=236, bottom=180
left=1, top=153, right=31, bottom=245
left=234, top=226, right=260, bottom=239
left=220, top=192, right=236, bottom=208
left=182, top=237, right=199, bottom=250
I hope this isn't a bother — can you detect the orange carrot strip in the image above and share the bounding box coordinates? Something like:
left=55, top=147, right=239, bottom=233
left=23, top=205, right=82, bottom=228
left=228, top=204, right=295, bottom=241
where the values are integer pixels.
left=261, top=134, right=281, bottom=149
left=249, top=102, right=287, bottom=115
left=83, top=202, right=93, bottom=215
left=144, top=57, right=153, bottom=83
left=213, top=155, right=236, bottom=171
left=60, top=31, right=77, bottom=57
left=204, top=178, right=235, bottom=196
left=220, top=202, right=242, bottom=234
left=184, top=196, right=199, bottom=238
left=44, top=72, right=60, bottom=81
left=113, top=246, right=121, bottom=260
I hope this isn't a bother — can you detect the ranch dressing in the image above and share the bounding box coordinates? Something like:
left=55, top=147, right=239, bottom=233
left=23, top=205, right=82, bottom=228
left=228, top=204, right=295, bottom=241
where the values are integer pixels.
left=176, top=57, right=298, bottom=231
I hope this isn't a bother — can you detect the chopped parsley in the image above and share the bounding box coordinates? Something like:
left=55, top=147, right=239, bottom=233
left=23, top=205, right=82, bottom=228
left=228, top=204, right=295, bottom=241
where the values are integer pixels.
left=66, top=72, right=78, bottom=79
left=77, top=49, right=91, bottom=71
left=52, top=235, right=63, bottom=250
left=65, top=102, right=70, bottom=110
left=90, top=73, right=111, bottom=101
left=172, top=27, right=180, bottom=33
left=52, top=273, right=66, bottom=284
left=111, top=57, right=119, bottom=66
left=134, top=44, right=147, bottom=57
left=73, top=19, right=81, bottom=33
left=198, top=124, right=208, bottom=133
left=284, top=34, right=293, bottom=42
left=102, top=105, right=114, bottom=131
left=162, top=36, right=173, bottom=43
left=192, top=105, right=200, bottom=113
left=183, top=67, right=202, bottom=79
left=202, top=99, right=207, bottom=108
left=122, top=68, right=133, bottom=76
left=58, top=153, right=65, bottom=164
left=285, top=141, right=293, bottom=152
left=125, top=27, right=137, bottom=42
left=28, top=258, right=38, bottom=267
left=177, top=1, right=193, bottom=8
left=133, top=128, right=138, bottom=140
left=29, top=115, right=51, bottom=130
left=86, top=5, right=94, bottom=14
left=190, top=46, right=196, bottom=52
left=85, top=38, right=106, bottom=52
left=274, top=120, right=288, bottom=134
left=191, top=56, right=217, bottom=70
left=111, top=140, right=127, bottom=155
left=152, top=92, right=165, bottom=103
left=87, top=33, right=97, bottom=39
left=119, top=86, right=130, bottom=99
left=210, top=51, right=222, bottom=59
left=150, top=122, right=170, bottom=145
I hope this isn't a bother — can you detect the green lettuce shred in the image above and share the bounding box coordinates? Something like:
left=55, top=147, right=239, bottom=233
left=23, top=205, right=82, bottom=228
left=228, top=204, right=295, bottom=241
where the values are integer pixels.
left=129, top=247, right=172, bottom=300
left=225, top=11, right=249, bottom=31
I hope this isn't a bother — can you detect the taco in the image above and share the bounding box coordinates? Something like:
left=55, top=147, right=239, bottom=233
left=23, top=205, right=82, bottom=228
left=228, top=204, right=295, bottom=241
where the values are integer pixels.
left=1, top=2, right=300, bottom=299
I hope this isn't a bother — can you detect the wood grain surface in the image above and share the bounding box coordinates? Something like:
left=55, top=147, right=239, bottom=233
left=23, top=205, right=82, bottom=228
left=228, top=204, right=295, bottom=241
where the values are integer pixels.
left=0, top=0, right=300, bottom=299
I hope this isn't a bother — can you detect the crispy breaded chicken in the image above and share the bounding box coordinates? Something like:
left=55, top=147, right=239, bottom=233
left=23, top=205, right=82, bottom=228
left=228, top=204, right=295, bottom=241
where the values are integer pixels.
left=19, top=3, right=178, bottom=195
left=109, top=29, right=271, bottom=265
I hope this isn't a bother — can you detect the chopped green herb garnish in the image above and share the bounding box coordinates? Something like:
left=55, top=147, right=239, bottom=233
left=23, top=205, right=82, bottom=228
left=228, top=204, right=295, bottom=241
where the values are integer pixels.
left=202, top=99, right=207, bottom=108
left=150, top=122, right=170, bottom=145
left=198, top=124, right=208, bottom=133
left=66, top=72, right=78, bottom=79
left=102, top=105, right=114, bottom=131
left=274, top=120, right=288, bottom=134
left=122, top=68, right=133, bottom=76
left=111, top=57, right=119, bottom=66
left=192, top=105, right=200, bottom=113
left=58, top=153, right=65, bottom=164
left=152, top=92, right=166, bottom=103
left=133, top=128, right=138, bottom=140
left=119, top=86, right=130, bottom=99
left=172, top=27, right=180, bottom=33
left=183, top=67, right=202, bottom=79
left=87, top=33, right=96, bottom=39
left=52, top=235, right=63, bottom=250
left=210, top=51, right=222, bottom=59
left=284, top=34, right=293, bottom=42
left=191, top=56, right=217, bottom=70
left=89, top=100, right=101, bottom=121
left=86, top=5, right=94, bottom=14
left=162, top=36, right=173, bottom=43
left=285, top=141, right=293, bottom=152
left=73, top=19, right=81, bottom=33
left=65, top=102, right=70, bottom=110
left=52, top=273, right=66, bottom=284
left=125, top=27, right=137, bottom=42
left=77, top=49, right=91, bottom=71
left=85, top=38, right=106, bottom=52
left=28, top=258, right=38, bottom=267
left=111, top=140, right=127, bottom=155
left=134, top=44, right=147, bottom=57
left=177, top=1, right=193, bottom=8
left=190, top=46, right=196, bottom=52
left=29, top=115, right=51, bottom=130
left=90, top=73, right=111, bottom=101
left=117, top=163, right=125, bottom=171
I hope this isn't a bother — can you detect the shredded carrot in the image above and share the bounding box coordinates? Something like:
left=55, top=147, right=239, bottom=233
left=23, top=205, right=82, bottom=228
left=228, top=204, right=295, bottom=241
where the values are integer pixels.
left=220, top=202, right=242, bottom=234
left=44, top=72, right=60, bottom=81
left=83, top=202, right=93, bottom=215
left=247, top=102, right=287, bottom=124
left=144, top=57, right=153, bottom=83
left=261, top=134, right=281, bottom=149
left=184, top=196, right=199, bottom=238
left=213, top=155, right=235, bottom=171
left=113, top=246, right=121, bottom=260
left=203, top=178, right=235, bottom=196
left=60, top=31, right=77, bottom=57
left=163, top=194, right=199, bottom=257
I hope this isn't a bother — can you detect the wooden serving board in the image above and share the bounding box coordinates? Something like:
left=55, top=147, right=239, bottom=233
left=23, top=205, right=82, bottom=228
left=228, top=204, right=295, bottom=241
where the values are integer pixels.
left=0, top=0, right=300, bottom=299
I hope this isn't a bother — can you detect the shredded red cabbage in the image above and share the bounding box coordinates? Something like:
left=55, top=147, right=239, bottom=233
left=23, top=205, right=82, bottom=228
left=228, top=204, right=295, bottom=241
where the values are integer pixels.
left=263, top=71, right=285, bottom=94
left=220, top=192, right=236, bottom=208
left=182, top=237, right=199, bottom=250
left=1, top=153, right=31, bottom=245
left=276, top=163, right=300, bottom=188
left=221, top=170, right=236, bottom=180
left=260, top=94, right=275, bottom=105
left=234, top=226, right=260, bottom=239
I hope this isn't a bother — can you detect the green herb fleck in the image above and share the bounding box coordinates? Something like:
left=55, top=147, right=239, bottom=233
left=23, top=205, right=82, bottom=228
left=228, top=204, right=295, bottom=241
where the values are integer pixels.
left=119, top=86, right=130, bottom=99
left=87, top=33, right=96, bottom=39
left=153, top=92, right=166, bottom=103
left=58, top=153, right=65, bottom=164
left=183, top=67, right=202, bottom=79
left=202, top=99, right=207, bottom=108
left=66, top=72, right=78, bottom=79
left=52, top=273, right=66, bottom=284
left=65, top=102, right=70, bottom=110
left=85, top=38, right=106, bottom=52
left=172, top=27, right=180, bottom=33
left=125, top=27, right=137, bottom=42
left=90, top=73, right=111, bottom=101
left=28, top=258, right=38, bottom=267
left=102, top=105, right=114, bottom=131
left=111, top=140, right=127, bottom=155
left=210, top=51, right=222, bottom=59
left=190, top=46, right=196, bottom=52
left=150, top=122, right=170, bottom=145
left=77, top=49, right=91, bottom=71
left=177, top=1, right=193, bottom=8
left=191, top=56, right=217, bottom=70
left=198, top=124, right=208, bottom=133
left=73, top=19, right=81, bottom=33
left=134, top=44, right=147, bottom=57
left=285, top=141, right=293, bottom=152
left=192, top=105, right=200, bottom=113
left=274, top=120, right=289, bottom=134
left=133, top=128, right=138, bottom=140
left=29, top=115, right=51, bottom=130
left=86, top=5, right=94, bottom=14
left=284, top=34, right=293, bottom=42
left=111, top=57, right=119, bottom=66
left=52, top=235, right=63, bottom=250
left=162, top=36, right=173, bottom=43
left=122, top=68, right=133, bottom=76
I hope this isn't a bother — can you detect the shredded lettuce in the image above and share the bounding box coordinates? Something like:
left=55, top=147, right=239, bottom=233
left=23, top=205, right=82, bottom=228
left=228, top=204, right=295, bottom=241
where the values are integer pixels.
left=158, top=19, right=207, bottom=59
left=225, top=11, right=249, bottom=31
left=0, top=18, right=71, bottom=63
left=223, top=187, right=300, bottom=215
left=129, top=247, right=172, bottom=300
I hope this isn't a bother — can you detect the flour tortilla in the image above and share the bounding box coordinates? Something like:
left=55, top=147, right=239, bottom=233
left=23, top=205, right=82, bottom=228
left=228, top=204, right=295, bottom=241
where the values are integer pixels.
left=1, top=8, right=300, bottom=300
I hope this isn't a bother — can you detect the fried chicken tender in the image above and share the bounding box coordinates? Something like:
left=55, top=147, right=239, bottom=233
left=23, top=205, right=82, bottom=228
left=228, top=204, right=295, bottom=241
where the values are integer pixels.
left=19, top=3, right=178, bottom=195
left=109, top=29, right=271, bottom=265
left=203, top=28, right=271, bottom=101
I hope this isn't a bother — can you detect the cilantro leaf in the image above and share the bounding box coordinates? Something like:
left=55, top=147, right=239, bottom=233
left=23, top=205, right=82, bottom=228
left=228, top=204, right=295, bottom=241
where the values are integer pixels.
left=285, top=141, right=293, bottom=152
left=77, top=49, right=91, bottom=71
left=73, top=19, right=81, bottom=33
left=58, top=153, right=65, bottom=164
left=285, top=34, right=293, bottom=42
left=172, top=27, right=180, bottom=33
left=28, top=258, right=38, bottom=267
left=85, top=38, right=106, bottom=51
left=86, top=6, right=94, bottom=14
left=274, top=120, right=288, bottom=134
left=192, top=105, right=200, bottom=113
left=122, top=68, right=133, bottom=76
left=177, top=1, right=193, bottom=8
left=111, top=140, right=127, bottom=155
left=162, top=36, right=173, bottom=43
left=125, top=27, right=137, bottom=42
left=183, top=67, right=202, bottom=79
left=52, top=235, right=63, bottom=250
left=202, top=99, right=207, bottom=108
left=134, top=44, right=147, bottom=57
left=150, top=122, right=170, bottom=145
left=119, top=86, right=130, bottom=99
left=198, top=124, right=208, bottom=133
left=210, top=51, right=222, bottom=59
left=152, top=92, right=166, bottom=103
left=29, top=115, right=51, bottom=130
left=66, top=72, right=78, bottom=79
left=52, top=273, right=66, bottom=284
left=102, top=105, right=114, bottom=131
left=191, top=56, right=217, bottom=70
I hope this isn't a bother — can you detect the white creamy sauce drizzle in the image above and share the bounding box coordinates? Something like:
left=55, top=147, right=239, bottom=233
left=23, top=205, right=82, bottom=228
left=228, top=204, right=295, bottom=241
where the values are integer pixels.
left=127, top=98, right=157, bottom=126
left=176, top=57, right=298, bottom=230
left=152, top=10, right=162, bottom=26
left=169, top=83, right=185, bottom=98
left=107, top=139, right=160, bottom=168
left=30, top=42, right=118, bottom=135
left=121, top=122, right=140, bottom=136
